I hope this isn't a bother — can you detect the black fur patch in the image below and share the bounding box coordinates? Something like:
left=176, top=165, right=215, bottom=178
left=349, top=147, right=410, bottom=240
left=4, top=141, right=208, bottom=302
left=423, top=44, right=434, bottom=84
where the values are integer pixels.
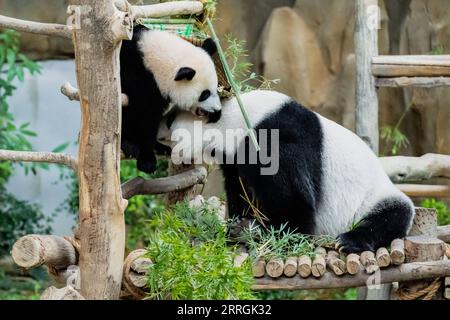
left=221, top=100, right=324, bottom=234
left=202, top=38, right=218, bottom=57
left=337, top=198, right=414, bottom=253
left=120, top=26, right=169, bottom=174
left=175, top=67, right=196, bottom=81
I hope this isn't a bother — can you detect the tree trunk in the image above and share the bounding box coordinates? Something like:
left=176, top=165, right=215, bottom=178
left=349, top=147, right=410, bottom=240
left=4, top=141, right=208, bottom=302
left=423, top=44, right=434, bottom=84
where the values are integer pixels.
left=70, top=0, right=128, bottom=300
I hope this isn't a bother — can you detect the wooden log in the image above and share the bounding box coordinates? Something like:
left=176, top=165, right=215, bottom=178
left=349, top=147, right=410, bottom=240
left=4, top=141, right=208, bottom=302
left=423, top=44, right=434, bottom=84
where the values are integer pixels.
left=123, top=250, right=148, bottom=299
left=0, top=150, right=77, bottom=171
left=346, top=253, right=361, bottom=275
left=131, top=1, right=204, bottom=19
left=396, top=184, right=450, bottom=198
left=253, top=260, right=450, bottom=291
left=380, top=153, right=450, bottom=183
left=446, top=244, right=450, bottom=259
left=166, top=163, right=204, bottom=205
left=409, top=208, right=438, bottom=237
left=128, top=272, right=147, bottom=288
left=376, top=248, right=391, bottom=268
left=41, top=286, right=85, bottom=300
left=311, top=247, right=327, bottom=278
left=437, top=225, right=450, bottom=243
left=252, top=259, right=266, bottom=278
left=372, top=55, right=450, bottom=67
left=326, top=250, right=346, bottom=276
left=266, top=258, right=284, bottom=278
left=376, top=77, right=450, bottom=88
left=131, top=257, right=153, bottom=274
left=360, top=251, right=379, bottom=274
left=404, top=236, right=445, bottom=263
left=234, top=252, right=249, bottom=268
left=283, top=257, right=298, bottom=278
left=61, top=82, right=129, bottom=107
left=12, top=235, right=77, bottom=270
left=48, top=265, right=80, bottom=287
left=122, top=167, right=208, bottom=199
left=355, top=0, right=379, bottom=153
left=297, top=255, right=312, bottom=278
left=372, top=65, right=450, bottom=77
left=0, top=14, right=71, bottom=38
left=390, top=239, right=405, bottom=265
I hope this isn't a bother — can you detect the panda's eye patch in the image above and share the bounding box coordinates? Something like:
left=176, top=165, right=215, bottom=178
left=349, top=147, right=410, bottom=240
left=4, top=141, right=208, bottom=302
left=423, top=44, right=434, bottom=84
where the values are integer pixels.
left=199, top=90, right=211, bottom=102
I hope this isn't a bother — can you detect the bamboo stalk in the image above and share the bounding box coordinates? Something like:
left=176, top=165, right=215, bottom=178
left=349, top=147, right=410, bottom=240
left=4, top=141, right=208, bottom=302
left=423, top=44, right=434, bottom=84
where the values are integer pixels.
left=206, top=18, right=260, bottom=152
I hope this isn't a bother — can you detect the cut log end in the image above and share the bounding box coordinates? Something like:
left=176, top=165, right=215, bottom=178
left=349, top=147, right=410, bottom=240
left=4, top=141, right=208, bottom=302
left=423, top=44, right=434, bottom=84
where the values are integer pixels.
left=376, top=247, right=391, bottom=268
left=361, top=251, right=379, bottom=274
left=298, top=255, right=312, bottom=278
left=390, top=238, right=406, bottom=265
left=283, top=257, right=298, bottom=278
left=346, top=253, right=361, bottom=275
left=252, top=259, right=266, bottom=278
left=266, top=259, right=284, bottom=278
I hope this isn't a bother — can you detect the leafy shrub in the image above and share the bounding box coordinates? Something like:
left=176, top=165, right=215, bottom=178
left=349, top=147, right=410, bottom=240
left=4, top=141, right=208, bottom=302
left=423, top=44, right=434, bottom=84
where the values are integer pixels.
left=145, top=202, right=255, bottom=300
left=421, top=198, right=450, bottom=226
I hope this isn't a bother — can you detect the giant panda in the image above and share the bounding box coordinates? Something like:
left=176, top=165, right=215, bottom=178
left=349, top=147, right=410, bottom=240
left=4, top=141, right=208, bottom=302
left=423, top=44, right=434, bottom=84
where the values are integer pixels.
left=157, top=90, right=415, bottom=253
left=120, top=26, right=221, bottom=174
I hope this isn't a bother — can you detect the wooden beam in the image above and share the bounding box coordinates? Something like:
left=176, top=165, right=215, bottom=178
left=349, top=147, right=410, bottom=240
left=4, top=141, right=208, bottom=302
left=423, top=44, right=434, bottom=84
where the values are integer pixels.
left=252, top=260, right=450, bottom=290
left=373, top=55, right=450, bottom=67
left=11, top=235, right=77, bottom=270
left=396, top=184, right=450, bottom=198
left=121, top=166, right=208, bottom=200
left=438, top=225, right=450, bottom=243
left=380, top=153, right=450, bottom=183
left=61, top=82, right=129, bottom=107
left=355, top=0, right=379, bottom=154
left=131, top=1, right=204, bottom=19
left=0, top=14, right=71, bottom=38
left=376, top=77, right=450, bottom=88
left=0, top=150, right=78, bottom=171
left=373, top=65, right=450, bottom=77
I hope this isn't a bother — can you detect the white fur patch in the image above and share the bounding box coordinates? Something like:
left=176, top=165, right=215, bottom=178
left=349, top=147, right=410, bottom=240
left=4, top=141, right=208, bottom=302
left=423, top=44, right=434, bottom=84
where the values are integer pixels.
left=138, top=30, right=220, bottom=112
left=158, top=90, right=290, bottom=161
left=314, top=115, right=413, bottom=236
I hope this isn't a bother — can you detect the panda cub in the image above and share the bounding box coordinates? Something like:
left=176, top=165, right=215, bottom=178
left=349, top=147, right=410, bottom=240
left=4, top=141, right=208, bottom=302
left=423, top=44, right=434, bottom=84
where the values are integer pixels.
left=120, top=26, right=221, bottom=174
left=157, top=90, right=415, bottom=253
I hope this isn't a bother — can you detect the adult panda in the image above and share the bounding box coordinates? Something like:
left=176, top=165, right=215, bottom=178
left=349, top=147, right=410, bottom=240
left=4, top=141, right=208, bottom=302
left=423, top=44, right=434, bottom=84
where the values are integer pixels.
left=120, top=26, right=221, bottom=174
left=157, top=90, right=415, bottom=253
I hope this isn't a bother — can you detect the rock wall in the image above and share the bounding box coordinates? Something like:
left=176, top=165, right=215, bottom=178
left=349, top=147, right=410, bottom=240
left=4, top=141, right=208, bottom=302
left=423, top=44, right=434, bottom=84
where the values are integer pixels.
left=0, top=0, right=449, bottom=156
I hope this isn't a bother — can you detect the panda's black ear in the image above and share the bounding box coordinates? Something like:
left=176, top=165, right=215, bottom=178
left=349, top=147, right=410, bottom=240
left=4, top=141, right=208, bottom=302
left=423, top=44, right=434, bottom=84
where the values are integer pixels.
left=174, top=67, right=196, bottom=81
left=202, top=38, right=218, bottom=57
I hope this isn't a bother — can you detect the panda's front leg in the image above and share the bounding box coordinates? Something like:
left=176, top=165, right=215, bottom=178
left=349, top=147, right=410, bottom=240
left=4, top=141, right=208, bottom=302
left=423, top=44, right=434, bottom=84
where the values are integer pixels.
left=137, top=149, right=157, bottom=174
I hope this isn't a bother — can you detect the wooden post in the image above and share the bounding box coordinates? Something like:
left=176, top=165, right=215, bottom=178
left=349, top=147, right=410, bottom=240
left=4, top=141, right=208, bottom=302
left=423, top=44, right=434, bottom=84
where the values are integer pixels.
left=355, top=0, right=383, bottom=299
left=355, top=0, right=379, bottom=154
left=70, top=0, right=131, bottom=299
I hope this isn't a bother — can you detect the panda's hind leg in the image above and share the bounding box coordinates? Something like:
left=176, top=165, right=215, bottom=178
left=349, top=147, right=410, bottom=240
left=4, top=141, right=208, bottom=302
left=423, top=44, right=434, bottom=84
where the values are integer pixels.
left=336, top=197, right=414, bottom=253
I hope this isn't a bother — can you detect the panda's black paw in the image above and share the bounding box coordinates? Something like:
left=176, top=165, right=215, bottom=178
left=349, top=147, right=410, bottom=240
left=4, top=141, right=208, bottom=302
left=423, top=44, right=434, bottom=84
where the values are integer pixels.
left=336, top=231, right=374, bottom=254
left=137, top=157, right=157, bottom=174
left=121, top=141, right=140, bottom=159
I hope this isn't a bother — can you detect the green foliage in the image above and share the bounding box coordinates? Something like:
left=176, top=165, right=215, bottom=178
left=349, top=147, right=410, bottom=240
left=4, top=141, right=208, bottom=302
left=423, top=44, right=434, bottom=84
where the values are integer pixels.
left=0, top=186, right=51, bottom=256
left=0, top=30, right=41, bottom=178
left=224, top=35, right=279, bottom=92
left=430, top=45, right=445, bottom=55
left=59, top=158, right=168, bottom=249
left=0, top=30, right=52, bottom=258
left=145, top=202, right=255, bottom=300
left=380, top=125, right=410, bottom=156
left=239, top=222, right=334, bottom=261
left=421, top=198, right=450, bottom=226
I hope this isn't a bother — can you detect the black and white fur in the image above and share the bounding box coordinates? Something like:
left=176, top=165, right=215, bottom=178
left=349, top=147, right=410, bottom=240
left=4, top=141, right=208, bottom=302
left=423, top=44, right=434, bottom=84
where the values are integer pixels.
left=158, top=90, right=415, bottom=253
left=120, top=26, right=220, bottom=174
